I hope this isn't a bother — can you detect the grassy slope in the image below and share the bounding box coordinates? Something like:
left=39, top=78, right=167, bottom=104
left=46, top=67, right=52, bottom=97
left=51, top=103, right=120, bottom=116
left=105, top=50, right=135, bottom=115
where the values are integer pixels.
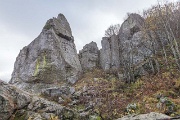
left=73, top=66, right=180, bottom=119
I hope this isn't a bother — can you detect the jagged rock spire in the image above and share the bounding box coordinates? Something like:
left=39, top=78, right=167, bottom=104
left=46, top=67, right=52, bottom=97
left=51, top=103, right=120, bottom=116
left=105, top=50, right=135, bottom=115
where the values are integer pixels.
left=9, top=13, right=82, bottom=93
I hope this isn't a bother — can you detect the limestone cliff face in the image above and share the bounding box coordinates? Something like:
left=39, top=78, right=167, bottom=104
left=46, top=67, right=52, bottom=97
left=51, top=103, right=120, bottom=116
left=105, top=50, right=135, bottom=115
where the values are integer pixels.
left=79, top=41, right=99, bottom=71
left=99, top=13, right=152, bottom=72
left=9, top=14, right=82, bottom=92
left=9, top=13, right=154, bottom=93
left=100, top=35, right=120, bottom=70
left=99, top=14, right=145, bottom=71
left=119, top=14, right=152, bottom=68
left=119, top=13, right=144, bottom=42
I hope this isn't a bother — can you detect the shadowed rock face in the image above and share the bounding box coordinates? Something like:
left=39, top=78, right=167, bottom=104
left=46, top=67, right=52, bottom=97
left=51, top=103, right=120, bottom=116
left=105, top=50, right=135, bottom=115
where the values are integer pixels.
left=99, top=13, right=153, bottom=74
left=119, top=13, right=146, bottom=63
left=79, top=41, right=99, bottom=71
left=118, top=13, right=152, bottom=69
left=119, top=13, right=145, bottom=42
left=100, top=35, right=120, bottom=70
left=9, top=14, right=82, bottom=93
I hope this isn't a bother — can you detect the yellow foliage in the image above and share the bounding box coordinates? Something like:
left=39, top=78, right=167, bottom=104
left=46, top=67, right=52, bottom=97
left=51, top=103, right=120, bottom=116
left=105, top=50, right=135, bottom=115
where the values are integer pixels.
left=49, top=114, right=59, bottom=120
left=174, top=78, right=180, bottom=88
left=132, top=79, right=144, bottom=89
left=143, top=96, right=158, bottom=103
left=154, top=90, right=177, bottom=97
left=27, top=117, right=32, bottom=120
left=34, top=58, right=40, bottom=76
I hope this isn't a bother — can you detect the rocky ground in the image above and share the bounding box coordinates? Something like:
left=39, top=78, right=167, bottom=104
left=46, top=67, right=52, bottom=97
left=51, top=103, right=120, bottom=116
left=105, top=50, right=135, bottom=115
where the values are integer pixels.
left=1, top=67, right=180, bottom=120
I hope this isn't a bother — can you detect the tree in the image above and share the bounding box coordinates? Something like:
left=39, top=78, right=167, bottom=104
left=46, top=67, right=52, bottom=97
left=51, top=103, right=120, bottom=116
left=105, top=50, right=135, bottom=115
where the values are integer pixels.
left=142, top=1, right=180, bottom=70
left=122, top=1, right=180, bottom=83
left=105, top=24, right=120, bottom=37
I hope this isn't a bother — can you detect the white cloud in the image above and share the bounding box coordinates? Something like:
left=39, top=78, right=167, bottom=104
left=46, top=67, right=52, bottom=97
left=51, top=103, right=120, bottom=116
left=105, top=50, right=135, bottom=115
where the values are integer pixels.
left=0, top=22, right=32, bottom=82
left=74, top=10, right=120, bottom=51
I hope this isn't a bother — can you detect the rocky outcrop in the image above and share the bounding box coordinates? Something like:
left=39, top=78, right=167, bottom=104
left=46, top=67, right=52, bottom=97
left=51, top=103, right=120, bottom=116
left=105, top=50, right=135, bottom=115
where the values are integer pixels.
left=42, top=86, right=75, bottom=98
left=99, top=13, right=156, bottom=80
left=9, top=14, right=82, bottom=93
left=0, top=80, right=31, bottom=120
left=79, top=41, right=99, bottom=71
left=116, top=112, right=171, bottom=120
left=119, top=13, right=148, bottom=65
left=0, top=80, right=80, bottom=120
left=119, top=13, right=144, bottom=42
left=117, top=13, right=157, bottom=79
left=100, top=37, right=111, bottom=70
left=100, top=35, right=120, bottom=70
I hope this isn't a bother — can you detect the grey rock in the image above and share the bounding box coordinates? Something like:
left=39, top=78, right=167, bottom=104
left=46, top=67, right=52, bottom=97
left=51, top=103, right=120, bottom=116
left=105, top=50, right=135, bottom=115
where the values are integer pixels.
left=121, top=31, right=152, bottom=67
left=119, top=13, right=144, bottom=42
left=10, top=13, right=82, bottom=93
left=42, top=86, right=75, bottom=98
left=116, top=112, right=171, bottom=120
left=27, top=96, right=64, bottom=114
left=100, top=35, right=120, bottom=70
left=41, top=113, right=56, bottom=120
left=27, top=96, right=76, bottom=119
left=84, top=101, right=94, bottom=111
left=93, top=78, right=99, bottom=81
left=79, top=111, right=90, bottom=120
left=100, top=37, right=111, bottom=70
left=118, top=73, right=124, bottom=80
left=83, top=85, right=87, bottom=92
left=119, top=14, right=148, bottom=66
left=26, top=96, right=78, bottom=119
left=26, top=112, right=43, bottom=120
left=0, top=80, right=31, bottom=120
left=70, top=87, right=76, bottom=94
left=79, top=41, right=99, bottom=71
left=89, top=115, right=101, bottom=120
left=0, top=80, right=80, bottom=120
left=58, top=97, right=65, bottom=104
left=73, top=91, right=82, bottom=99
left=110, top=35, right=120, bottom=69
left=9, top=82, right=60, bottom=95
left=118, top=13, right=155, bottom=78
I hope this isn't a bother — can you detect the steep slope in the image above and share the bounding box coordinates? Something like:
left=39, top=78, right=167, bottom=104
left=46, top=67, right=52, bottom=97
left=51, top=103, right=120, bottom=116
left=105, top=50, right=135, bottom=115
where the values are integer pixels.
left=73, top=68, right=180, bottom=119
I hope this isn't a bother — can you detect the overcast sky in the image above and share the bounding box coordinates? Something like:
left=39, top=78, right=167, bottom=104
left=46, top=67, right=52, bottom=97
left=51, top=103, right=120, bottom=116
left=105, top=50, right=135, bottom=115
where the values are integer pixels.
left=0, top=0, right=178, bottom=82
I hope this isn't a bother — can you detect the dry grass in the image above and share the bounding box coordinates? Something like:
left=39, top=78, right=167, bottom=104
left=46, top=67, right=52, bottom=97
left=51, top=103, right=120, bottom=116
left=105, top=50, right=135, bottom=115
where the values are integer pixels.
left=73, top=68, right=180, bottom=119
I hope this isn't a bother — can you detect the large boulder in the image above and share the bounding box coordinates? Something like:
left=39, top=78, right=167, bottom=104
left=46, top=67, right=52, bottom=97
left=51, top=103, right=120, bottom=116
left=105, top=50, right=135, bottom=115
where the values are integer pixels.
left=0, top=80, right=31, bottom=120
left=100, top=35, right=120, bottom=70
left=116, top=112, right=171, bottom=120
left=9, top=13, right=82, bottom=93
left=0, top=80, right=79, bottom=120
left=79, top=41, right=99, bottom=71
